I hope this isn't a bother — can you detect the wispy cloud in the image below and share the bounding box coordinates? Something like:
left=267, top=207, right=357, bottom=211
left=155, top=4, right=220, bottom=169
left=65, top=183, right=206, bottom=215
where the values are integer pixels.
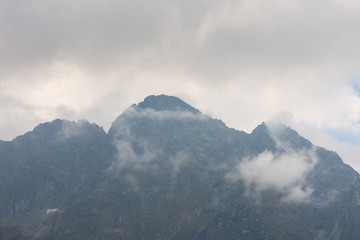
left=110, top=138, right=156, bottom=170
left=121, top=105, right=208, bottom=121
left=125, top=173, right=141, bottom=192
left=170, top=150, right=190, bottom=174
left=108, top=108, right=161, bottom=171
left=109, top=106, right=202, bottom=172
left=56, top=120, right=91, bottom=140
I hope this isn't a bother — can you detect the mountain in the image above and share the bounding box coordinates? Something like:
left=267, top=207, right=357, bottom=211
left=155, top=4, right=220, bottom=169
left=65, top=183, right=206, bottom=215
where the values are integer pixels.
left=0, top=94, right=359, bottom=240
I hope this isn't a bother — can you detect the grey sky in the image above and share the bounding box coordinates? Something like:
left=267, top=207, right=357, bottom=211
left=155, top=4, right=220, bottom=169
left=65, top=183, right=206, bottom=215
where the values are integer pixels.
left=0, top=0, right=359, bottom=170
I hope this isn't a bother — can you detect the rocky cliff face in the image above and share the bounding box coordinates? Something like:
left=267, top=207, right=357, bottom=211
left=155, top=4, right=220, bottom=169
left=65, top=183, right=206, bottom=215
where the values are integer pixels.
left=0, top=94, right=359, bottom=240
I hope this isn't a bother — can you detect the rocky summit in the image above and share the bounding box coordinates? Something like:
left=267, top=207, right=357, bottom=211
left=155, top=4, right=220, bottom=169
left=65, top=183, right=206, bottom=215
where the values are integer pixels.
left=0, top=94, right=359, bottom=240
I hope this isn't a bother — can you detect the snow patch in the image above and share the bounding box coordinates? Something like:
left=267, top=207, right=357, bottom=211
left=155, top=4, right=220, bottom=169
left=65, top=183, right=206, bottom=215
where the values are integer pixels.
left=46, top=208, right=58, bottom=214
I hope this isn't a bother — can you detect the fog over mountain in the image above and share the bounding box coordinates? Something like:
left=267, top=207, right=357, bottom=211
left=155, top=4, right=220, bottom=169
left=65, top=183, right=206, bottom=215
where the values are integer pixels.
left=1, top=0, right=360, bottom=175
left=0, top=95, right=359, bottom=240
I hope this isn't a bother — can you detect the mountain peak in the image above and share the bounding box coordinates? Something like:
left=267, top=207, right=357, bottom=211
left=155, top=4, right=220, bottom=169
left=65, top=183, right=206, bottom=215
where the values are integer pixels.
left=2, top=94, right=360, bottom=239
left=137, top=95, right=200, bottom=113
left=13, top=119, right=105, bottom=146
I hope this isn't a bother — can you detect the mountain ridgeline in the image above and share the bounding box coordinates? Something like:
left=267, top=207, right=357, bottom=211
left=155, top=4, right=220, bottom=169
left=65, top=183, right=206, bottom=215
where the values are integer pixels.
left=0, top=95, right=359, bottom=240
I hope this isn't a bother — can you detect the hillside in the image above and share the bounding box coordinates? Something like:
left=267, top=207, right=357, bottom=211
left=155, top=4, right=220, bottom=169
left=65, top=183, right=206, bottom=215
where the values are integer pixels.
left=0, top=95, right=359, bottom=240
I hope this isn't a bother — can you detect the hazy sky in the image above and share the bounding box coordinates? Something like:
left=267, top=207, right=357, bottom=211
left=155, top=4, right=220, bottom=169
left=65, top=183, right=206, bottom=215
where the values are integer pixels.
left=1, top=0, right=359, bottom=170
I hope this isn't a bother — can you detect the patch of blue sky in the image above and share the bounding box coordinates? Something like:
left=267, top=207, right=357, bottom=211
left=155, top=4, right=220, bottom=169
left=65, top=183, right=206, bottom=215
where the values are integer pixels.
left=353, top=83, right=360, bottom=97
left=326, top=128, right=360, bottom=145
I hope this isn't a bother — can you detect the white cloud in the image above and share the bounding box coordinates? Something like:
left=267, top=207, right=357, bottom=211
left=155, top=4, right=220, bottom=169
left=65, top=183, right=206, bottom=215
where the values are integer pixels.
left=227, top=148, right=317, bottom=203
left=227, top=121, right=319, bottom=203
left=282, top=185, right=314, bottom=204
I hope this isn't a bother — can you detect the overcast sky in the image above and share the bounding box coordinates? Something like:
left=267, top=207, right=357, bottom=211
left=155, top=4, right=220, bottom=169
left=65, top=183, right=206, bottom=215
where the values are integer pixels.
left=1, top=0, right=359, bottom=170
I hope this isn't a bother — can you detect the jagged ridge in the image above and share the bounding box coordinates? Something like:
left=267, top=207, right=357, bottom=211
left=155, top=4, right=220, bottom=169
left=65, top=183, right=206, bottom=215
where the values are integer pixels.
left=0, top=95, right=359, bottom=240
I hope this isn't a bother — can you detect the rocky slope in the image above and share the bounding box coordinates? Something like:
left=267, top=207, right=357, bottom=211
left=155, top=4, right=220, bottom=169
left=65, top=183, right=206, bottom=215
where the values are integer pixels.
left=0, top=94, right=359, bottom=240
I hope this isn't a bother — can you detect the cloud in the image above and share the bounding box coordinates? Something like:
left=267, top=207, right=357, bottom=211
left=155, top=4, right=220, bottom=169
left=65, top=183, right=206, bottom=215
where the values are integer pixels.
left=108, top=110, right=159, bottom=171
left=227, top=148, right=317, bottom=203
left=109, top=106, right=205, bottom=171
left=267, top=112, right=360, bottom=173
left=227, top=121, right=318, bottom=203
left=0, top=0, right=359, bottom=177
left=0, top=94, right=51, bottom=140
left=56, top=119, right=91, bottom=140
left=301, top=127, right=360, bottom=173
left=109, top=138, right=157, bottom=171
left=0, top=0, right=172, bottom=73
left=125, top=174, right=140, bottom=192
left=121, top=105, right=208, bottom=122
left=281, top=185, right=314, bottom=204
left=195, top=0, right=360, bottom=70
left=170, top=150, right=190, bottom=174
left=326, top=127, right=360, bottom=145
left=3, top=0, right=360, bottom=84
left=109, top=105, right=208, bottom=143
